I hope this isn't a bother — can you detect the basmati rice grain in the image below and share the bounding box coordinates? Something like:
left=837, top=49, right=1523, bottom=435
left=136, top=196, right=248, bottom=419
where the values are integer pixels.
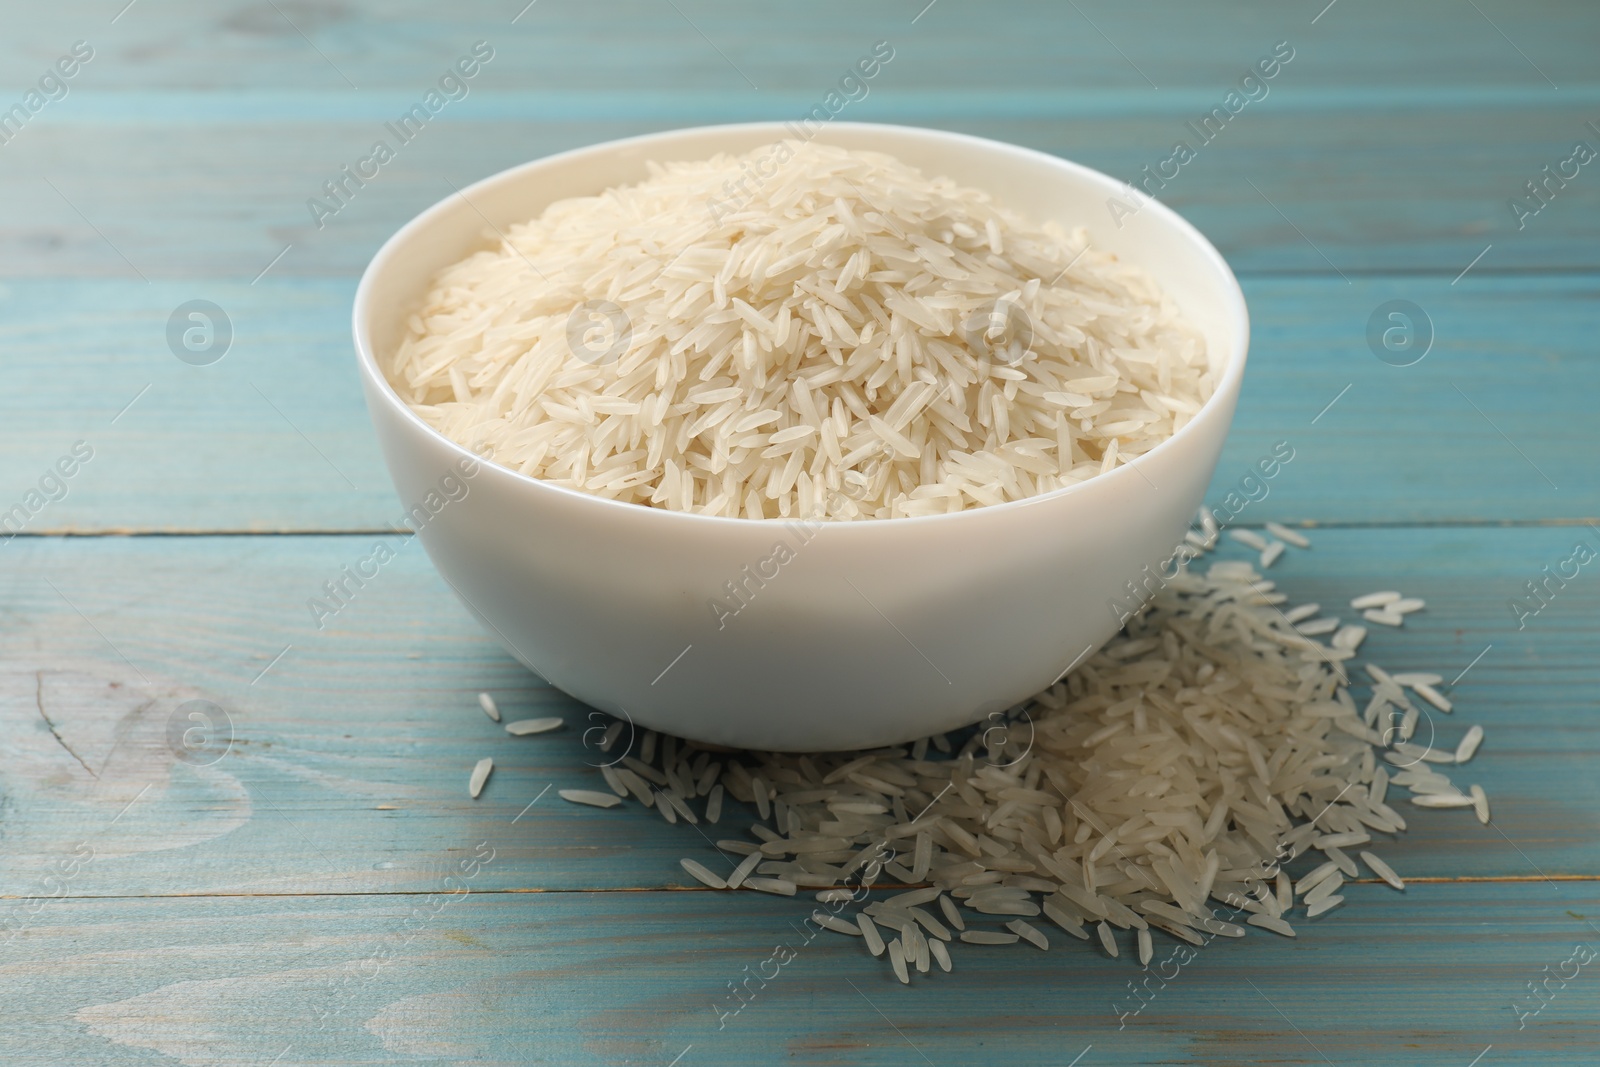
left=1137, top=927, right=1153, bottom=966
left=706, top=783, right=725, bottom=823
left=888, top=887, right=943, bottom=908
left=1275, top=872, right=1293, bottom=912
left=930, top=937, right=953, bottom=972
left=1413, top=683, right=1453, bottom=712
left=1259, top=542, right=1286, bottom=569
left=752, top=777, right=771, bottom=820
left=888, top=939, right=911, bottom=984
left=1295, top=861, right=1339, bottom=895
left=727, top=851, right=763, bottom=890
left=1265, top=522, right=1311, bottom=548
left=679, top=858, right=727, bottom=889
left=1095, top=921, right=1119, bottom=957
left=816, top=888, right=853, bottom=903
left=1007, top=919, right=1050, bottom=951
left=1314, top=831, right=1370, bottom=850
left=961, top=930, right=1021, bottom=946
left=1363, top=609, right=1405, bottom=627
left=477, top=692, right=500, bottom=722
left=505, top=717, right=564, bottom=736
left=600, top=764, right=627, bottom=797
left=1304, top=873, right=1344, bottom=907
left=1247, top=913, right=1297, bottom=937
left=1198, top=916, right=1247, bottom=938
left=1470, top=784, right=1490, bottom=824
left=742, top=876, right=797, bottom=896
left=664, top=791, right=698, bottom=824
left=815, top=911, right=862, bottom=936
left=1393, top=672, right=1443, bottom=686
left=913, top=909, right=952, bottom=942
left=1306, top=895, right=1344, bottom=918
left=939, top=893, right=966, bottom=932
left=1360, top=851, right=1405, bottom=891
left=1284, top=603, right=1321, bottom=624
left=468, top=758, right=492, bottom=798
left=858, top=914, right=887, bottom=956
left=1409, top=794, right=1477, bottom=809
left=914, top=931, right=931, bottom=972
left=1351, top=591, right=1401, bottom=609
left=1455, top=725, right=1484, bottom=764
left=1333, top=625, right=1368, bottom=651
left=1230, top=529, right=1269, bottom=551
left=1390, top=597, right=1426, bottom=615
left=1322, top=846, right=1360, bottom=878
left=560, top=789, right=622, bottom=809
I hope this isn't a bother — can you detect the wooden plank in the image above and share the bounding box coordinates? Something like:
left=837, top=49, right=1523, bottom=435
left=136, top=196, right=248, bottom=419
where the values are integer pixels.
left=6, top=103, right=1599, bottom=279
left=8, top=0, right=1595, bottom=94
left=2, top=525, right=1595, bottom=898
left=2, top=0, right=1596, bottom=277
left=3, top=274, right=1594, bottom=533
left=4, top=883, right=1597, bottom=1065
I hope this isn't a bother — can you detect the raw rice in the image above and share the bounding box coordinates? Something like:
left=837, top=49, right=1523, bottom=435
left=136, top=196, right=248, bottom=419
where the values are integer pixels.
left=505, top=717, right=564, bottom=735
left=1265, top=521, right=1311, bottom=548
left=742, top=876, right=797, bottom=896
left=560, top=788, right=622, bottom=808
left=1360, top=850, right=1404, bottom=891
left=468, top=757, right=493, bottom=798
left=726, top=851, right=763, bottom=889
left=888, top=939, right=911, bottom=983
left=478, top=692, right=500, bottom=721
left=815, top=910, right=862, bottom=935
left=1413, top=684, right=1452, bottom=713
left=1306, top=894, right=1344, bottom=918
left=679, top=858, right=727, bottom=888
left=1007, top=919, right=1050, bottom=950
left=388, top=144, right=1212, bottom=521
left=1470, top=784, right=1490, bottom=824
left=858, top=914, right=886, bottom=955
left=961, top=930, right=1021, bottom=946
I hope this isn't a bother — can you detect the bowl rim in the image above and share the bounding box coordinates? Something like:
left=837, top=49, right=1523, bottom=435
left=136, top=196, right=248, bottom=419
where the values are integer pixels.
left=352, top=120, right=1250, bottom=534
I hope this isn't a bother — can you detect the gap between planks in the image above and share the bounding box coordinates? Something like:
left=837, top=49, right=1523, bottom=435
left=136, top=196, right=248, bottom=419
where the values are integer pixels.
left=10, top=516, right=1600, bottom=540
left=5, top=874, right=1600, bottom=903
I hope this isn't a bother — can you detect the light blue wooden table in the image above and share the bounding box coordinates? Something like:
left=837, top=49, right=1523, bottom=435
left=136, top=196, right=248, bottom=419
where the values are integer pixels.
left=3, top=2, right=1598, bottom=1063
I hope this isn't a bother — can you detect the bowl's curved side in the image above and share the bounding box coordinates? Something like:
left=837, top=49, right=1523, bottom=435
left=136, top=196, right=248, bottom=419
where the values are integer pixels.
left=354, top=122, right=1249, bottom=751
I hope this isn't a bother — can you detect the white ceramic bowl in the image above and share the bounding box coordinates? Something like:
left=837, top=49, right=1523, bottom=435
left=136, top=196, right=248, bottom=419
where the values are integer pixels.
left=353, top=122, right=1249, bottom=752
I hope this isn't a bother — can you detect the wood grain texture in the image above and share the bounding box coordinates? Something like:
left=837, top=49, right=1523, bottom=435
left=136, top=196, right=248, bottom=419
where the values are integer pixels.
left=2, top=527, right=1595, bottom=898
left=5, top=885, right=1599, bottom=1066
left=5, top=103, right=1598, bottom=279
left=1, top=1, right=1597, bottom=278
left=3, top=275, right=1596, bottom=533
left=4, top=0, right=1598, bottom=1062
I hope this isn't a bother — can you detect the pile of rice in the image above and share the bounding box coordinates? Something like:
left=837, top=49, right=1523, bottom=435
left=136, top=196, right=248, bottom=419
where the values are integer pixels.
left=389, top=143, right=1212, bottom=520
left=522, top=516, right=1489, bottom=981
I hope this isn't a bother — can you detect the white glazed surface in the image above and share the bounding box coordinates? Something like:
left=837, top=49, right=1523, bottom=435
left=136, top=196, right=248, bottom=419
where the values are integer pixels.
left=352, top=122, right=1249, bottom=751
